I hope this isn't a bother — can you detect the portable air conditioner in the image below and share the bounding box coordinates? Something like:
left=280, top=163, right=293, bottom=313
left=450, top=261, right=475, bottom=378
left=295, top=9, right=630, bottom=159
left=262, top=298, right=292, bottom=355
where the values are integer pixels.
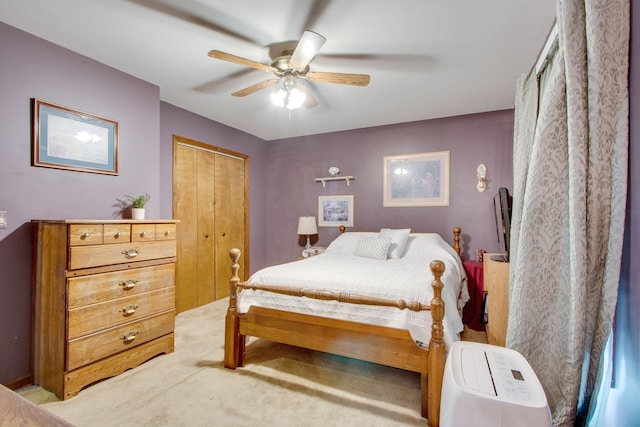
left=440, top=341, right=551, bottom=427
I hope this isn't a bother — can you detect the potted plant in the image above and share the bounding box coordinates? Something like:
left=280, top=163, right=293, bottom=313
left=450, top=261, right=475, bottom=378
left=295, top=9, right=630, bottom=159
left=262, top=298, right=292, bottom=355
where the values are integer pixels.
left=124, top=193, right=150, bottom=220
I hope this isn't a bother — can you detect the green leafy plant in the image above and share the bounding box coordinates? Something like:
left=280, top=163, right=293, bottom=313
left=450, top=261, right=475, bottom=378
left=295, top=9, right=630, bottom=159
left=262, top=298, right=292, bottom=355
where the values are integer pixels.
left=124, top=193, right=150, bottom=209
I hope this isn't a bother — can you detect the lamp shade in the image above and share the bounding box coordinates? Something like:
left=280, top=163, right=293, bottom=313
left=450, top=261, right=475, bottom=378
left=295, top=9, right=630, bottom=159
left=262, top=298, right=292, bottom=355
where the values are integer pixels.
left=297, top=216, right=318, bottom=235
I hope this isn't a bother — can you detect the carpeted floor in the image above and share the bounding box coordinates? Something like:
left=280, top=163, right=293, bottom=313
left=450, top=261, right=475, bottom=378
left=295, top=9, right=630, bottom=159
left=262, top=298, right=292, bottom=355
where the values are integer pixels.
left=20, top=298, right=486, bottom=426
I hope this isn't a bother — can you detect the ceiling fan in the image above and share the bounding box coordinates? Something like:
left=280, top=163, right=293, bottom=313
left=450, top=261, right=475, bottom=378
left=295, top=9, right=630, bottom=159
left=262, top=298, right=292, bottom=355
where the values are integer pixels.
left=208, top=30, right=371, bottom=109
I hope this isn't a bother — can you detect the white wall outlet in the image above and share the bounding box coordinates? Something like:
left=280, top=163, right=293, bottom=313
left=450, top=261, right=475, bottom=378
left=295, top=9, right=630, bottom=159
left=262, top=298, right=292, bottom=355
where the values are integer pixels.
left=0, top=211, right=7, bottom=229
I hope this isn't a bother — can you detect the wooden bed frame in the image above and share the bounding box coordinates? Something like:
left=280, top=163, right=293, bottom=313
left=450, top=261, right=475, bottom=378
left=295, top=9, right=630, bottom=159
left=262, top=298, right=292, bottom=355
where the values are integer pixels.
left=224, top=227, right=462, bottom=427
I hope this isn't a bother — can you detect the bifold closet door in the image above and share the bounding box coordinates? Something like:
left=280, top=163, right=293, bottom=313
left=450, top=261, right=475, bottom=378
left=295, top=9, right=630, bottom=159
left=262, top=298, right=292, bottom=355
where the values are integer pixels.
left=196, top=149, right=216, bottom=305
left=174, top=142, right=199, bottom=313
left=213, top=154, right=246, bottom=300
left=173, top=137, right=248, bottom=314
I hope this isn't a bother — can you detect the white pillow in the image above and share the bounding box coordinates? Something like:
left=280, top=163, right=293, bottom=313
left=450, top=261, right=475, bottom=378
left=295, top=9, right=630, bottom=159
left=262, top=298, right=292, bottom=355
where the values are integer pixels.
left=353, top=236, right=392, bottom=260
left=325, top=232, right=378, bottom=254
left=379, top=228, right=411, bottom=259
left=401, top=233, right=451, bottom=260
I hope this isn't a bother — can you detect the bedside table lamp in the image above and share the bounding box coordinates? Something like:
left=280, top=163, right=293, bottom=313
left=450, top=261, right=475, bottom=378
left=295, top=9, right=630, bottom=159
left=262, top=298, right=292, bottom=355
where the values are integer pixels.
left=297, top=216, right=317, bottom=253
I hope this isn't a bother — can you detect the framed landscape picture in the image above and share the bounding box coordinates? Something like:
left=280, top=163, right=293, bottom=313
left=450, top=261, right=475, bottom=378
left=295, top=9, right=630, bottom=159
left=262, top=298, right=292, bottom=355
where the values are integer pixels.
left=383, top=151, right=450, bottom=207
left=318, top=195, right=354, bottom=227
left=32, top=99, right=119, bottom=175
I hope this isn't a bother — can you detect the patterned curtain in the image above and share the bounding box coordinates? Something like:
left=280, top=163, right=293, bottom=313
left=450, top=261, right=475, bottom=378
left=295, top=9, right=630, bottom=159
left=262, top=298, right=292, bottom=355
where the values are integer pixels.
left=507, top=1, right=629, bottom=425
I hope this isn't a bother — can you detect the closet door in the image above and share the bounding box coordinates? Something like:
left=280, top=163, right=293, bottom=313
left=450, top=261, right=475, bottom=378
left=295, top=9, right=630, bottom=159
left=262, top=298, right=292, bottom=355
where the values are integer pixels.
left=174, top=142, right=198, bottom=312
left=214, top=154, right=246, bottom=300
left=196, top=149, right=216, bottom=304
left=173, top=136, right=248, bottom=314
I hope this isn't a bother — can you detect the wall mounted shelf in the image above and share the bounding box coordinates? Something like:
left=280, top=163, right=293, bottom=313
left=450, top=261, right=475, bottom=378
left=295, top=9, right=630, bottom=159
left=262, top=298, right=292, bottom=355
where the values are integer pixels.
left=315, top=176, right=355, bottom=187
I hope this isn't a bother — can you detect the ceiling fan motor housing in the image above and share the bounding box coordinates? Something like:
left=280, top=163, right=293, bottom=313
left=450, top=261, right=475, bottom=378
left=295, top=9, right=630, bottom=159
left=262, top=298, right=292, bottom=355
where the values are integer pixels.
left=272, top=55, right=309, bottom=78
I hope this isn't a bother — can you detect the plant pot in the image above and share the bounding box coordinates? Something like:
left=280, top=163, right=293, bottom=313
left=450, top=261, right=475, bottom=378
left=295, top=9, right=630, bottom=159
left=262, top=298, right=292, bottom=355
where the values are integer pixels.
left=132, top=208, right=146, bottom=220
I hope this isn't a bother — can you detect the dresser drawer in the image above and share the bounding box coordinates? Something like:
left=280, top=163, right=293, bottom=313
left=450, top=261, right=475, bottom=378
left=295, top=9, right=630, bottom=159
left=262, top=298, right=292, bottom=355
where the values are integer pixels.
left=156, top=224, right=177, bottom=241
left=69, top=240, right=177, bottom=270
left=69, top=225, right=103, bottom=246
left=103, top=224, right=131, bottom=244
left=68, top=287, right=175, bottom=339
left=66, top=310, right=174, bottom=371
left=67, top=264, right=175, bottom=308
left=132, top=224, right=156, bottom=242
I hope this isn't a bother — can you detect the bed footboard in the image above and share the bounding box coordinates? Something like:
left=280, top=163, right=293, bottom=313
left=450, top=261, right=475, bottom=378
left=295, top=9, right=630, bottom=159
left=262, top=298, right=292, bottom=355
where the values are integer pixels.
left=224, top=250, right=448, bottom=426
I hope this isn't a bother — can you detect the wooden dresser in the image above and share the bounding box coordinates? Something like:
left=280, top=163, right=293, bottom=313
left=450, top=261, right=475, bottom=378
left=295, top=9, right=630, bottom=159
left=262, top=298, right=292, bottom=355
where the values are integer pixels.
left=31, top=219, right=179, bottom=400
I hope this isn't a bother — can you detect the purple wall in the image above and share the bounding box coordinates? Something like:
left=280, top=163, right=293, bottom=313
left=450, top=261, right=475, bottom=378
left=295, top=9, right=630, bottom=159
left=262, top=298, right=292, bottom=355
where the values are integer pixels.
left=264, top=111, right=514, bottom=265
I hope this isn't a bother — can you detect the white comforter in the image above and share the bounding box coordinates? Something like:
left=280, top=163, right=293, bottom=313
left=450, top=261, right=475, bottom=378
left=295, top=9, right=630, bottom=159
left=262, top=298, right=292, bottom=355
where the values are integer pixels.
left=237, top=232, right=468, bottom=349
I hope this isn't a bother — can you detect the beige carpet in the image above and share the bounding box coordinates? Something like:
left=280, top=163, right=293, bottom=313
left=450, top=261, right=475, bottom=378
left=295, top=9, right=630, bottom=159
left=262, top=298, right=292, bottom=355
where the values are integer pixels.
left=27, top=298, right=469, bottom=427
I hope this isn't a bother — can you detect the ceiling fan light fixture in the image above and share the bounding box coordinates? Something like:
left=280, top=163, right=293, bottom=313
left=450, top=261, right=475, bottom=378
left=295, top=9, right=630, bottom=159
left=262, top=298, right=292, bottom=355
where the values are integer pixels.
left=271, top=87, right=306, bottom=110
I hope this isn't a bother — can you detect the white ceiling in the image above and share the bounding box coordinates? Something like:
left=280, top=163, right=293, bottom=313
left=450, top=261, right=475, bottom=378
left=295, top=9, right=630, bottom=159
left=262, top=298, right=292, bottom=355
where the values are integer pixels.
left=0, top=0, right=556, bottom=141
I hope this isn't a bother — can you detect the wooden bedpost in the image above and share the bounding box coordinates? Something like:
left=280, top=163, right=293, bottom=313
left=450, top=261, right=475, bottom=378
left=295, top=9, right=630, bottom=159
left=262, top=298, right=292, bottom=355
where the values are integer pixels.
left=452, top=227, right=461, bottom=255
left=425, top=260, right=446, bottom=427
left=224, top=248, right=243, bottom=369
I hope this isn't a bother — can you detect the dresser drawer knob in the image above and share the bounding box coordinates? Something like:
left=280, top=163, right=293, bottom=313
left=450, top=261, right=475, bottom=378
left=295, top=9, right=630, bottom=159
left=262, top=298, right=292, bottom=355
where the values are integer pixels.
left=119, top=279, right=138, bottom=290
left=115, top=231, right=123, bottom=238
left=140, top=231, right=147, bottom=237
left=121, top=331, right=139, bottom=343
left=121, top=249, right=139, bottom=258
left=82, top=232, right=91, bottom=238
left=120, top=304, right=139, bottom=316
left=165, top=230, right=171, bottom=236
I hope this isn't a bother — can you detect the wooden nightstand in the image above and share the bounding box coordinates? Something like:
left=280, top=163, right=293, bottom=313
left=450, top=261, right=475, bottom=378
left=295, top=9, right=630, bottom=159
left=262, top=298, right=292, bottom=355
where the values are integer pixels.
left=483, top=254, right=510, bottom=346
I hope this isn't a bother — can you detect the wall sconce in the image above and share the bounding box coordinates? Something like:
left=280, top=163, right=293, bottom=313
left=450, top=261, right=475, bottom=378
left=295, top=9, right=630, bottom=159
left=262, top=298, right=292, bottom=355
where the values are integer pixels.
left=297, top=216, right=318, bottom=255
left=477, top=163, right=487, bottom=192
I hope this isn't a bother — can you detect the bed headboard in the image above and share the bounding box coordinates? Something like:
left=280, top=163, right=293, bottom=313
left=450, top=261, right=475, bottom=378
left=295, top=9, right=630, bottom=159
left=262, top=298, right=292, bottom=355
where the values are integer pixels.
left=338, top=226, right=461, bottom=255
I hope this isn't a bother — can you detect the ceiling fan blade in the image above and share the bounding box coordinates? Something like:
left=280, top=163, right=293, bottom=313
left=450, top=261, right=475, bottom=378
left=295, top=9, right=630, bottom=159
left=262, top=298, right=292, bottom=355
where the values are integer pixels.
left=314, top=53, right=436, bottom=72
left=306, top=72, right=370, bottom=86
left=288, top=0, right=335, bottom=39
left=231, top=79, right=280, bottom=97
left=133, top=0, right=273, bottom=46
left=194, top=68, right=262, bottom=93
left=289, top=30, right=326, bottom=70
left=208, top=50, right=277, bottom=73
left=301, top=0, right=334, bottom=34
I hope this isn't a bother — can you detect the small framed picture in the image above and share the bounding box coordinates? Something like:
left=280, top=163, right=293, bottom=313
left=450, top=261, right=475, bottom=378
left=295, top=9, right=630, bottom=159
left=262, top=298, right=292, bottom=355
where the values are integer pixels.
left=318, top=195, right=354, bottom=227
left=32, top=99, right=119, bottom=175
left=383, top=151, right=450, bottom=207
